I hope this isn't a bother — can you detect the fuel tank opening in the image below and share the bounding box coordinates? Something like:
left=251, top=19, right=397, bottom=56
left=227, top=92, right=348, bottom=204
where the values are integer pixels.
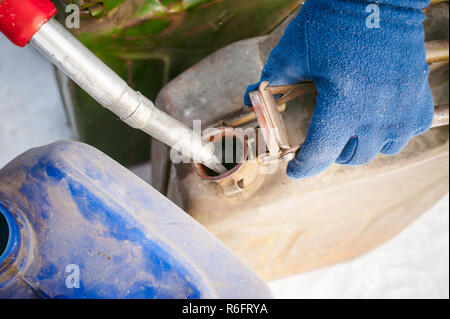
left=193, top=127, right=248, bottom=180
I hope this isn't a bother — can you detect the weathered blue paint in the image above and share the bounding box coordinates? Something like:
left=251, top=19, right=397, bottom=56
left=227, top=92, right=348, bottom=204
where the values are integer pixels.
left=0, top=140, right=272, bottom=299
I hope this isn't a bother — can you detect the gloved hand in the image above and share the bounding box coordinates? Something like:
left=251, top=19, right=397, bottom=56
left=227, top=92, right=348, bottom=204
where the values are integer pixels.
left=244, top=0, right=433, bottom=179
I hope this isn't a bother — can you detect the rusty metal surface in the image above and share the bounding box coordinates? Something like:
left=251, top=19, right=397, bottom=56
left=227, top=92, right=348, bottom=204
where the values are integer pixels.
left=433, top=104, right=450, bottom=127
left=426, top=39, right=450, bottom=63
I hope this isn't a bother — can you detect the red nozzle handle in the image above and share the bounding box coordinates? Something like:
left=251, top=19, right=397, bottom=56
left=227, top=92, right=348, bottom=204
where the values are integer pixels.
left=0, top=0, right=57, bottom=47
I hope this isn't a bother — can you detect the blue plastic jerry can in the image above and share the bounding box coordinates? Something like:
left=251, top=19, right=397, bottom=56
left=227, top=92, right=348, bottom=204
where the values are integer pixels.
left=0, top=140, right=272, bottom=299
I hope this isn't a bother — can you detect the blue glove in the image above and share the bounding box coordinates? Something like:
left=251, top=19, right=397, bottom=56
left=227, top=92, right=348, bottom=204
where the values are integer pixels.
left=244, top=0, right=433, bottom=179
